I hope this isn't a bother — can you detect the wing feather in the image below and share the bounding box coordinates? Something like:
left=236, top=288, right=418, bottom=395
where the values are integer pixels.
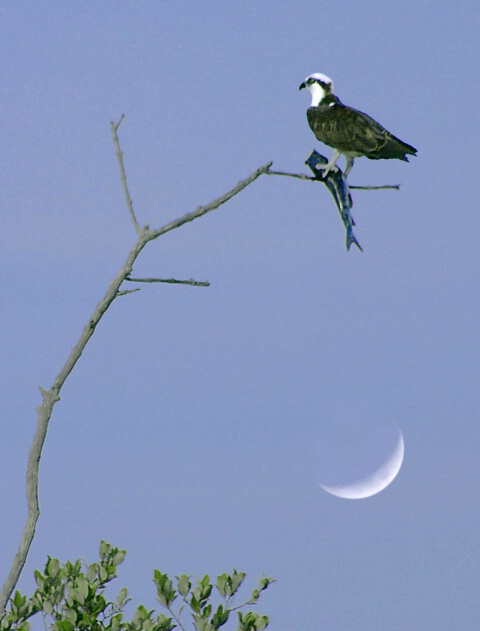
left=307, top=101, right=416, bottom=160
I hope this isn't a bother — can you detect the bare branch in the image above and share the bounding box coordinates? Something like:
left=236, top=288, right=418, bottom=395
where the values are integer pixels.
left=0, top=146, right=270, bottom=611
left=266, top=169, right=314, bottom=182
left=110, top=116, right=142, bottom=234
left=266, top=168, right=400, bottom=190
left=349, top=184, right=400, bottom=191
left=150, top=162, right=273, bottom=240
left=117, top=288, right=142, bottom=296
left=0, top=227, right=154, bottom=612
left=112, top=114, right=125, bottom=133
left=127, top=277, right=210, bottom=287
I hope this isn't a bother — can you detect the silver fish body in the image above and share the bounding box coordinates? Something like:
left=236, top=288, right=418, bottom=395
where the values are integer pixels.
left=305, top=150, right=363, bottom=252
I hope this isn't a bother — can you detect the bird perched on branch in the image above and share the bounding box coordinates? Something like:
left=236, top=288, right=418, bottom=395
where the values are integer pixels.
left=299, top=73, right=417, bottom=178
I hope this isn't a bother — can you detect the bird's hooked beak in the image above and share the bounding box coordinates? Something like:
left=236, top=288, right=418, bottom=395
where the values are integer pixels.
left=299, top=81, right=306, bottom=91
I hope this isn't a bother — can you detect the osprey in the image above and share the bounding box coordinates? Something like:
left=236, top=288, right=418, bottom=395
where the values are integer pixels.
left=299, top=73, right=417, bottom=177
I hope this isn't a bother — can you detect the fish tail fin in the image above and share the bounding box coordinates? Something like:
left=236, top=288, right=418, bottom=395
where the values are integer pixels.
left=346, top=228, right=363, bottom=252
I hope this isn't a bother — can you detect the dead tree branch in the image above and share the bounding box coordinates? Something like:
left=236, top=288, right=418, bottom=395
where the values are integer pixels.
left=0, top=121, right=270, bottom=613
left=127, top=277, right=210, bottom=287
left=266, top=168, right=400, bottom=190
left=111, top=115, right=142, bottom=234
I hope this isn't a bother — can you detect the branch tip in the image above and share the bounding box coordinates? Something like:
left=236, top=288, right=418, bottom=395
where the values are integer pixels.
left=117, top=288, right=142, bottom=297
left=266, top=168, right=399, bottom=190
left=111, top=119, right=142, bottom=234
left=112, top=114, right=125, bottom=131
left=126, top=276, right=210, bottom=287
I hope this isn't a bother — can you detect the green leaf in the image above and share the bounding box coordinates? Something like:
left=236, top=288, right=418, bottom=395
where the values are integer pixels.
left=109, top=614, right=123, bottom=631
left=64, top=608, right=77, bottom=624
left=112, top=550, right=127, bottom=566
left=132, top=604, right=156, bottom=628
left=230, top=571, right=245, bottom=595
left=75, top=575, right=89, bottom=601
left=99, top=541, right=111, bottom=559
left=86, top=564, right=97, bottom=582
left=193, top=613, right=213, bottom=631
left=154, top=571, right=176, bottom=607
left=200, top=575, right=211, bottom=590
left=65, top=561, right=81, bottom=579
left=43, top=601, right=54, bottom=616
left=189, top=595, right=200, bottom=614
left=34, top=570, right=44, bottom=590
left=215, top=574, right=227, bottom=598
left=258, top=577, right=274, bottom=592
left=176, top=575, right=191, bottom=598
left=117, top=587, right=129, bottom=607
left=211, top=604, right=229, bottom=629
left=254, top=616, right=268, bottom=630
left=12, top=591, right=27, bottom=611
left=192, top=576, right=212, bottom=604
left=135, top=604, right=148, bottom=621
left=156, top=613, right=176, bottom=631
left=46, top=557, right=61, bottom=578
left=89, top=594, right=107, bottom=616
left=236, top=612, right=269, bottom=631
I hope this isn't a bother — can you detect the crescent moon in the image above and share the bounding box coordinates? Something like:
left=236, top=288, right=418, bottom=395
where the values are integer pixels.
left=319, top=429, right=405, bottom=499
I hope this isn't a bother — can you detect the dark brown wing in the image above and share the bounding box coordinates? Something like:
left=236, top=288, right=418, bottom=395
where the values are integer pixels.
left=307, top=99, right=416, bottom=160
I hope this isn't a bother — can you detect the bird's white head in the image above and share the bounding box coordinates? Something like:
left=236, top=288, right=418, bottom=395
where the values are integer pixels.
left=299, top=73, right=334, bottom=106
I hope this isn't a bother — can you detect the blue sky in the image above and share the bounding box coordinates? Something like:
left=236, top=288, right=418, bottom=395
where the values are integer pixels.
left=1, top=2, right=479, bottom=629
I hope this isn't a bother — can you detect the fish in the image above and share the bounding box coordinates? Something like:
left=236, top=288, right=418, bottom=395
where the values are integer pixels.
left=305, top=150, right=363, bottom=252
